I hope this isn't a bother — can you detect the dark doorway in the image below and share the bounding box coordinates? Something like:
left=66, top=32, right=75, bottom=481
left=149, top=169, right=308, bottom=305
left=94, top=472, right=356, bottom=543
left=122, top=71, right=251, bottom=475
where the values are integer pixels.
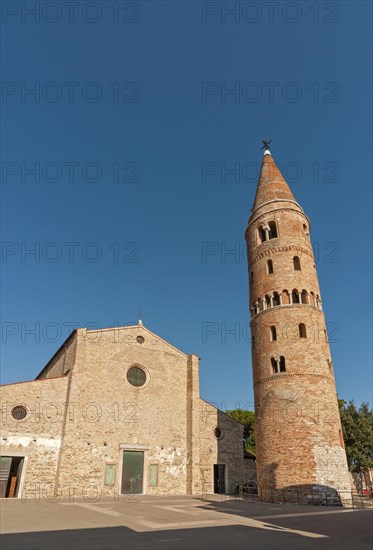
left=213, top=464, right=226, bottom=494
left=0, top=456, right=24, bottom=498
left=121, top=451, right=144, bottom=494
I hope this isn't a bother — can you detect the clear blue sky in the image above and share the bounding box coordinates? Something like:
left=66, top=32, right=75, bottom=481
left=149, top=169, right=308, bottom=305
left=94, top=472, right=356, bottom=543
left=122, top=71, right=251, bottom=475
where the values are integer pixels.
left=1, top=1, right=372, bottom=409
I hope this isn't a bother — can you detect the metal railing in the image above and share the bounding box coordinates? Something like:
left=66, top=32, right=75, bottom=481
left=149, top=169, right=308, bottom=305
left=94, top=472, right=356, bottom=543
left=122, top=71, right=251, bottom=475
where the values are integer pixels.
left=201, top=484, right=373, bottom=509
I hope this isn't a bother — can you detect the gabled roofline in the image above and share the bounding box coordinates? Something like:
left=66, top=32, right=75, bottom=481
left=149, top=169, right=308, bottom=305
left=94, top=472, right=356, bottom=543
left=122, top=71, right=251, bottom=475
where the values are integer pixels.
left=35, top=329, right=77, bottom=379
left=200, top=398, right=245, bottom=427
left=1, top=375, right=69, bottom=387
left=84, top=324, right=190, bottom=358
left=10, top=323, right=193, bottom=386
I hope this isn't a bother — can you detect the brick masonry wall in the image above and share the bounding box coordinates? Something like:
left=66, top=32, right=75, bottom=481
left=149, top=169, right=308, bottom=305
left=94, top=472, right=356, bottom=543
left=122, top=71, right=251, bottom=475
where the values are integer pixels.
left=246, top=190, right=351, bottom=496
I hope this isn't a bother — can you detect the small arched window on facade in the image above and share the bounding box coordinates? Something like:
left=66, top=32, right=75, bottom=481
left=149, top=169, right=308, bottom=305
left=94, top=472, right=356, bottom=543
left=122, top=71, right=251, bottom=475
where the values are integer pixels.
left=271, top=358, right=278, bottom=374
left=265, top=295, right=271, bottom=309
left=268, top=221, right=278, bottom=239
left=301, top=290, right=308, bottom=304
left=270, top=326, right=277, bottom=341
left=258, top=226, right=267, bottom=243
left=310, top=292, right=315, bottom=306
left=299, top=323, right=307, bottom=338
left=292, top=289, right=300, bottom=304
left=293, top=256, right=301, bottom=270
left=279, top=356, right=286, bottom=373
left=273, top=292, right=281, bottom=306
left=267, top=259, right=273, bottom=274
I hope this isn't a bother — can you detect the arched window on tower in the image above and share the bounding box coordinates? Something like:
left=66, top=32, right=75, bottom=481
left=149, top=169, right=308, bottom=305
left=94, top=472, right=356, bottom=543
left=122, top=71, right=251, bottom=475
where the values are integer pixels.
left=293, top=256, right=301, bottom=270
left=301, top=290, right=308, bottom=304
left=258, top=226, right=267, bottom=243
left=299, top=323, right=307, bottom=338
left=310, top=292, right=316, bottom=306
left=273, top=292, right=281, bottom=306
left=279, top=356, right=286, bottom=373
left=250, top=271, right=254, bottom=284
left=265, top=295, right=271, bottom=309
left=292, top=289, right=300, bottom=304
left=282, top=289, right=290, bottom=304
left=270, top=326, right=277, bottom=341
left=271, top=358, right=278, bottom=374
left=268, top=221, right=278, bottom=239
left=267, top=259, right=273, bottom=274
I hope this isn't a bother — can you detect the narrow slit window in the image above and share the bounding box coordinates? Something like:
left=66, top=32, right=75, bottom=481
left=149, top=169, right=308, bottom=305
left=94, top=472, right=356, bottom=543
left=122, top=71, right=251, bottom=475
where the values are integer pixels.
left=270, top=326, right=277, bottom=341
left=250, top=271, right=254, bottom=283
left=299, top=323, right=307, bottom=338
left=267, top=260, right=273, bottom=274
left=293, top=256, right=301, bottom=270
left=279, top=356, right=286, bottom=373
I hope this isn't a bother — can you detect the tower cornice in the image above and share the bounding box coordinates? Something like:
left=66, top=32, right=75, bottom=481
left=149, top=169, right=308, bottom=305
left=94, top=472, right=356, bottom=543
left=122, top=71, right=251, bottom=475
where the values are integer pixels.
left=250, top=303, right=324, bottom=323
left=254, top=372, right=335, bottom=387
left=249, top=199, right=305, bottom=223
left=249, top=243, right=314, bottom=266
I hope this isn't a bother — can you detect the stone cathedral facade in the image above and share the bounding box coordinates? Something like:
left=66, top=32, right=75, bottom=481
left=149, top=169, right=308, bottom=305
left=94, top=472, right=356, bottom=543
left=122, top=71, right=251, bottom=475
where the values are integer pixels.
left=0, top=324, right=244, bottom=499
left=245, top=147, right=351, bottom=500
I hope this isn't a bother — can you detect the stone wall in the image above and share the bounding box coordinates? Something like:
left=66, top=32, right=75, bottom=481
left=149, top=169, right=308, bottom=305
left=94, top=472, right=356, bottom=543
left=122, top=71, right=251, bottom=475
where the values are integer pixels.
left=37, top=331, right=77, bottom=379
left=0, top=377, right=68, bottom=497
left=199, top=400, right=244, bottom=493
left=1, top=325, right=245, bottom=498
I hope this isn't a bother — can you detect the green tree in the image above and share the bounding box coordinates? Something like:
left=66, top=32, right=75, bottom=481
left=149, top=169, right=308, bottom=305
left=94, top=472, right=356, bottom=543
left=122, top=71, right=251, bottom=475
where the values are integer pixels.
left=338, top=399, right=373, bottom=475
left=226, top=408, right=255, bottom=455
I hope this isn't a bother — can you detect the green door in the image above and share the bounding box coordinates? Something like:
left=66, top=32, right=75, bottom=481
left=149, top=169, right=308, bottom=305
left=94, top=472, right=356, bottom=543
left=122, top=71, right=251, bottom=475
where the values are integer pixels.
left=121, top=451, right=144, bottom=494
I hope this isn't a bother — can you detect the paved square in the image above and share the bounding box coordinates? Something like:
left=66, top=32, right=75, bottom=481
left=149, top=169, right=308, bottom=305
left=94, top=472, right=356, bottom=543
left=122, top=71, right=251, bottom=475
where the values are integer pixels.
left=1, top=495, right=372, bottom=549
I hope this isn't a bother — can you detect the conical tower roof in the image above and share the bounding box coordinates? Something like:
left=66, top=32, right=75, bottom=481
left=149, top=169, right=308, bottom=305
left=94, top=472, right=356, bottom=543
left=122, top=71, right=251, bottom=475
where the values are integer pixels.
left=252, top=150, right=298, bottom=213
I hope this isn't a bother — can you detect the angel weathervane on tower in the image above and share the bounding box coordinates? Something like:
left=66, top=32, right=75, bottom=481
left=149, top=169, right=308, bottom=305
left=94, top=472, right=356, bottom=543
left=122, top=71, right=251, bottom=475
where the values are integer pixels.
left=261, top=140, right=272, bottom=151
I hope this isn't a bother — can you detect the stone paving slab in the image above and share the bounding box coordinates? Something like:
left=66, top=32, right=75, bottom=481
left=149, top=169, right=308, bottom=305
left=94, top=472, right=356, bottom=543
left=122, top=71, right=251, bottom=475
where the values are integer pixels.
left=1, top=495, right=372, bottom=550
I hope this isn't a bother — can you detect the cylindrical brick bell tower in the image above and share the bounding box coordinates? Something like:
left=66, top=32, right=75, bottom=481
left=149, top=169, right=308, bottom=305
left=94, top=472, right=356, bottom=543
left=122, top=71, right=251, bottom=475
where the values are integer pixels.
left=245, top=145, right=351, bottom=503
